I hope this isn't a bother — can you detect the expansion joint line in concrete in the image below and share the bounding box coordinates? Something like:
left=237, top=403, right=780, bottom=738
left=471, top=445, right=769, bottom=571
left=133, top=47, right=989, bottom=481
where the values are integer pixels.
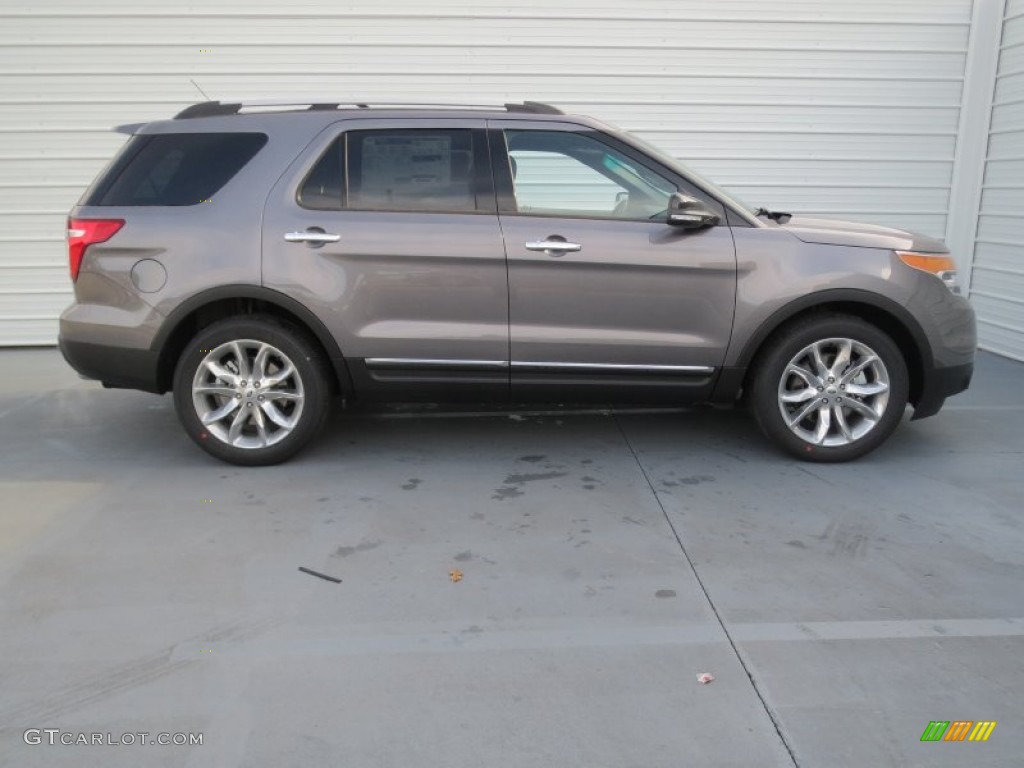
left=611, top=412, right=801, bottom=768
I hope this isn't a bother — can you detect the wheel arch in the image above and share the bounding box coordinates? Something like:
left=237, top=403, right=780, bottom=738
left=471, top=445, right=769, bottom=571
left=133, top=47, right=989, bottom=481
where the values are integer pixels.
left=720, top=289, right=931, bottom=407
left=152, top=285, right=353, bottom=395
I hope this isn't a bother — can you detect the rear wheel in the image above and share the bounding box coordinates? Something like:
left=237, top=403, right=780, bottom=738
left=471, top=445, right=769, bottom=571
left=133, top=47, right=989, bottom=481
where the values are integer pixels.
left=750, top=315, right=909, bottom=462
left=173, top=316, right=331, bottom=465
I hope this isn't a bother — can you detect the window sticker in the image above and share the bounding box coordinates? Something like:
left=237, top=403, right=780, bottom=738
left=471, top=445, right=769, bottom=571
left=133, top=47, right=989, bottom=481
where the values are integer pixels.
left=360, top=136, right=453, bottom=200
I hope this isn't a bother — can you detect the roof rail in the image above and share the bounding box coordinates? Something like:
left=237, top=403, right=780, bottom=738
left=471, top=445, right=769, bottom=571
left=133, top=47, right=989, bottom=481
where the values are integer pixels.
left=174, top=100, right=563, bottom=119
left=505, top=101, right=563, bottom=115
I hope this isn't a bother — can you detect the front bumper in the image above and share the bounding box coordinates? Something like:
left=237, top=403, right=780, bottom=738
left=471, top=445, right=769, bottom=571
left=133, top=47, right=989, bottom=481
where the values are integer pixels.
left=910, top=361, right=973, bottom=420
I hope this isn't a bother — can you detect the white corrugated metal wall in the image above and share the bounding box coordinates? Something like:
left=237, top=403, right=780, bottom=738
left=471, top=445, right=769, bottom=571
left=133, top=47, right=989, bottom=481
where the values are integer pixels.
left=973, top=0, right=1024, bottom=360
left=0, top=0, right=981, bottom=346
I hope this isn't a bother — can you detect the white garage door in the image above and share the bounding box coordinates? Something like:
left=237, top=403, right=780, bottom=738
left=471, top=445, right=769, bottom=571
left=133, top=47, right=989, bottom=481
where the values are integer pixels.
left=973, top=0, right=1024, bottom=361
left=0, top=0, right=972, bottom=346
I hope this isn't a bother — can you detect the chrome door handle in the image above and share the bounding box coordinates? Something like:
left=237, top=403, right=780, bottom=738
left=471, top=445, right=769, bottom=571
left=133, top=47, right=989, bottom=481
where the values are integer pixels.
left=525, top=240, right=582, bottom=254
left=284, top=231, right=341, bottom=244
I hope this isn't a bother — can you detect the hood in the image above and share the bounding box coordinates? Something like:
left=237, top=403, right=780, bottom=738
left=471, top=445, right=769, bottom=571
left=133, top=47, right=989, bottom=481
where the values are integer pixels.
left=775, top=216, right=948, bottom=253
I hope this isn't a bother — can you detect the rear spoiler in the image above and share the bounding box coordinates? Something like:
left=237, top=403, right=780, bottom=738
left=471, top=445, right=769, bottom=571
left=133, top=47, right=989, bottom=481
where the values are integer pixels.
left=114, top=123, right=146, bottom=135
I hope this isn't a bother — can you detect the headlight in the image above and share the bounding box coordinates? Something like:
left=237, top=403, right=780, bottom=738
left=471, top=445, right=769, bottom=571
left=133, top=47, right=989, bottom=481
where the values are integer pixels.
left=895, top=251, right=961, bottom=295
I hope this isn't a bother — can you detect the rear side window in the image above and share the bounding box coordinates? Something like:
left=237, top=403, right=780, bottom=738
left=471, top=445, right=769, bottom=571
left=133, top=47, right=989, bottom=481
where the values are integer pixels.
left=298, top=128, right=484, bottom=213
left=349, top=129, right=477, bottom=212
left=83, top=133, right=267, bottom=206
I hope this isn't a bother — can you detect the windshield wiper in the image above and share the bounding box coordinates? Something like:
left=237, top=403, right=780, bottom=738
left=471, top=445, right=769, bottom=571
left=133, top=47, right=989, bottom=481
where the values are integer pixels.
left=754, top=207, right=792, bottom=224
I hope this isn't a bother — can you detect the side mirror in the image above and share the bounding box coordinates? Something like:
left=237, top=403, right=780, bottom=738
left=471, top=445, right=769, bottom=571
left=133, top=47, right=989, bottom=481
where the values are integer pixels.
left=666, top=192, right=720, bottom=229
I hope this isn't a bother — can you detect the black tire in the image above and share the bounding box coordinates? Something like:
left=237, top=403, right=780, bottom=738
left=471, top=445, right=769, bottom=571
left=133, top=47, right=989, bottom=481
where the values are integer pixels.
left=172, top=315, right=332, bottom=466
left=749, top=314, right=909, bottom=463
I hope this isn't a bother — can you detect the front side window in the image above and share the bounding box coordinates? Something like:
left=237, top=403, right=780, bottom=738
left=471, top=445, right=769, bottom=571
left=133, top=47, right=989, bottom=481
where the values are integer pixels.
left=503, top=130, right=676, bottom=220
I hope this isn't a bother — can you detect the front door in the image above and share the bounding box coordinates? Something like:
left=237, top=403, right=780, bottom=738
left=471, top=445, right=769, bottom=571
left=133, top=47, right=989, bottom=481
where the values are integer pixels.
left=489, top=122, right=737, bottom=402
left=262, top=118, right=509, bottom=400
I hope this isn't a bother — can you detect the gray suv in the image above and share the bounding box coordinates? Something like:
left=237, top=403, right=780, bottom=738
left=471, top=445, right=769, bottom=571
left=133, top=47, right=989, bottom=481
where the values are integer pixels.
left=59, top=100, right=976, bottom=465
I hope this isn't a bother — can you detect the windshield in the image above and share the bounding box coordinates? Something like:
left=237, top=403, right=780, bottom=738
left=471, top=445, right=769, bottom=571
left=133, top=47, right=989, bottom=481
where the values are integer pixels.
left=609, top=126, right=760, bottom=218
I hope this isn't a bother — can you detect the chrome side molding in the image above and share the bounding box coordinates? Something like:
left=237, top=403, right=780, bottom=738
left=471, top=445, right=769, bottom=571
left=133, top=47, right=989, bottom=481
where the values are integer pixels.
left=365, top=358, right=714, bottom=374
left=365, top=358, right=508, bottom=369
left=512, top=361, right=714, bottom=374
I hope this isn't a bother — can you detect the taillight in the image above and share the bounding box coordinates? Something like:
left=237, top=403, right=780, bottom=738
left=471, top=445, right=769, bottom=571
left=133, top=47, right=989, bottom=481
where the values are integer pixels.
left=67, top=218, right=124, bottom=281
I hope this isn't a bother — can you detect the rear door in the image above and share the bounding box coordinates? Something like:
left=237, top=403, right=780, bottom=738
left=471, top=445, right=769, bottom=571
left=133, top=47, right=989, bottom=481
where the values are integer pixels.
left=489, top=121, right=737, bottom=402
left=262, top=118, right=509, bottom=401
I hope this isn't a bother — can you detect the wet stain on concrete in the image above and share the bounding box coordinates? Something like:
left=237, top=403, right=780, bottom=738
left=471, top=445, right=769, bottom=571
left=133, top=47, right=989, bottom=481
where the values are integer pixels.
left=819, top=519, right=872, bottom=559
left=454, top=550, right=473, bottom=562
left=470, top=511, right=485, bottom=520
left=401, top=478, right=422, bottom=491
left=787, top=540, right=807, bottom=549
left=492, top=486, right=524, bottom=501
left=519, top=455, right=546, bottom=463
left=492, top=470, right=567, bottom=500
left=655, top=589, right=677, bottom=598
left=678, top=475, right=715, bottom=485
left=505, top=471, right=568, bottom=484
left=332, top=540, right=383, bottom=558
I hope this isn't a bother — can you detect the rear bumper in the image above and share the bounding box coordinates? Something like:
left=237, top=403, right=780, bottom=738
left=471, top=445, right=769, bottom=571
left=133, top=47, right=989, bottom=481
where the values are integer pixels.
left=59, top=337, right=162, bottom=394
left=910, top=361, right=973, bottom=420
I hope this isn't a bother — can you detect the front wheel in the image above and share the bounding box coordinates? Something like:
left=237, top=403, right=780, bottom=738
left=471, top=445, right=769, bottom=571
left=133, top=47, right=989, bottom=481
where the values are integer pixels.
left=750, top=315, right=910, bottom=462
left=173, top=316, right=331, bottom=465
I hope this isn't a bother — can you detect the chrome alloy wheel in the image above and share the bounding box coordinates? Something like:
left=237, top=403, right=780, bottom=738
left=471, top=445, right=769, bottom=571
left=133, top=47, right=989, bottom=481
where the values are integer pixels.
left=777, top=337, right=890, bottom=447
left=191, top=339, right=305, bottom=449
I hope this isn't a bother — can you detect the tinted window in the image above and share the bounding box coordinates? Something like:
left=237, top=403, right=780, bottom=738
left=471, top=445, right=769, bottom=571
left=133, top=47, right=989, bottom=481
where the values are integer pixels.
left=85, top=133, right=267, bottom=206
left=346, top=129, right=478, bottom=213
left=504, top=130, right=675, bottom=220
left=298, top=137, right=344, bottom=210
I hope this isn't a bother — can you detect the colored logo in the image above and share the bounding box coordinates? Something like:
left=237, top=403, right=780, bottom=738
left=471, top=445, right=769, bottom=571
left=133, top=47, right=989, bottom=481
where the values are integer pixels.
left=920, top=721, right=996, bottom=742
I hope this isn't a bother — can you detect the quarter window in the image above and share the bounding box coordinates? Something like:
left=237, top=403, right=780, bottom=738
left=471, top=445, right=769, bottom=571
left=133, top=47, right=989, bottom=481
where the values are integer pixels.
left=298, top=137, right=344, bottom=210
left=83, top=133, right=267, bottom=207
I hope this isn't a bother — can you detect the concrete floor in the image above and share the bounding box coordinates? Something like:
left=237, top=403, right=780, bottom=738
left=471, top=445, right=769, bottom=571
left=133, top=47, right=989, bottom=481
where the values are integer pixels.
left=0, top=348, right=1022, bottom=767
